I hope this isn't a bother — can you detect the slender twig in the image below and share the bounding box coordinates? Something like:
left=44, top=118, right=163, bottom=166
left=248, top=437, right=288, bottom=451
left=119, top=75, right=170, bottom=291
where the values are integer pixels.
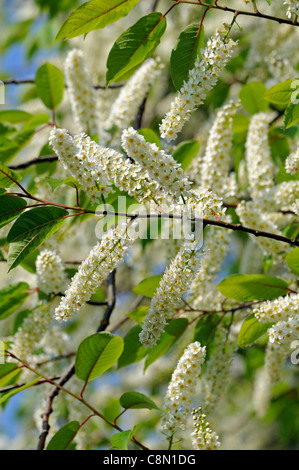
left=2, top=79, right=124, bottom=89
left=172, top=0, right=299, bottom=27
left=0, top=377, right=61, bottom=394
left=8, top=156, right=58, bottom=170
left=97, top=270, right=116, bottom=332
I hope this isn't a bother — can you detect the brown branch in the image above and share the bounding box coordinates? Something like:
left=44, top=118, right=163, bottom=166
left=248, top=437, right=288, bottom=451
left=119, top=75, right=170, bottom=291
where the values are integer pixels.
left=97, top=270, right=116, bottom=332
left=2, top=79, right=124, bottom=89
left=8, top=155, right=58, bottom=170
left=2, top=78, right=35, bottom=86
left=173, top=0, right=299, bottom=27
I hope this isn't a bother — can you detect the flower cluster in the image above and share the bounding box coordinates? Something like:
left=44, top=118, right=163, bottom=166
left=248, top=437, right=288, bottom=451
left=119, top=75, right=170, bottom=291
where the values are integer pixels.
left=285, top=147, right=299, bottom=175
left=64, top=49, right=100, bottom=137
left=11, top=305, right=52, bottom=362
left=200, top=327, right=234, bottom=414
left=268, top=314, right=299, bottom=345
left=236, top=201, right=289, bottom=262
left=159, top=32, right=237, bottom=142
left=254, top=293, right=299, bottom=324
left=245, top=112, right=276, bottom=201
left=186, top=187, right=227, bottom=220
left=139, top=239, right=202, bottom=348
left=273, top=181, right=299, bottom=211
left=55, top=222, right=138, bottom=321
left=49, top=127, right=113, bottom=203
left=36, top=249, right=67, bottom=295
left=105, top=58, right=162, bottom=143
left=200, top=100, right=239, bottom=201
left=254, top=293, right=299, bottom=387
left=284, top=0, right=299, bottom=19
left=188, top=225, right=231, bottom=311
left=160, top=342, right=206, bottom=438
left=191, top=407, right=221, bottom=450
left=121, top=127, right=192, bottom=201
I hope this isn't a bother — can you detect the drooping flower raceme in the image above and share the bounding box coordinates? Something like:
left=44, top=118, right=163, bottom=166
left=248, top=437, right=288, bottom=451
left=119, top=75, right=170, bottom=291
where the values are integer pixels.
left=200, top=327, right=234, bottom=414
left=245, top=112, right=276, bottom=205
left=64, top=49, right=100, bottom=137
left=273, top=181, right=299, bottom=211
left=105, top=58, right=162, bottom=142
left=159, top=32, right=237, bottom=142
left=49, top=128, right=113, bottom=203
left=11, top=305, right=52, bottom=362
left=36, top=249, right=67, bottom=295
left=254, top=293, right=299, bottom=324
left=139, top=239, right=203, bottom=348
left=200, top=100, right=239, bottom=201
left=55, top=222, right=138, bottom=322
left=121, top=127, right=192, bottom=202
left=122, top=127, right=228, bottom=221
left=236, top=200, right=289, bottom=262
left=254, top=293, right=299, bottom=386
left=191, top=407, right=221, bottom=450
left=188, top=225, right=231, bottom=312
left=160, top=342, right=206, bottom=438
left=284, top=0, right=299, bottom=19
left=285, top=146, right=299, bottom=175
left=77, top=132, right=162, bottom=205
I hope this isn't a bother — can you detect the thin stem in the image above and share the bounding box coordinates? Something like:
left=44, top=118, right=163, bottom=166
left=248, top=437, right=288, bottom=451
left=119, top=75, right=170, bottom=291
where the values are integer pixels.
left=8, top=155, right=58, bottom=170
left=2, top=78, right=124, bottom=89
left=172, top=0, right=299, bottom=27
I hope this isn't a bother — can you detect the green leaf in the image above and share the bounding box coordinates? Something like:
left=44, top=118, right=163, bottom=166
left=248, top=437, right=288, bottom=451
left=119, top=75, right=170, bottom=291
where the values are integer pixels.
left=75, top=332, right=124, bottom=382
left=132, top=274, right=162, bottom=298
left=125, top=305, right=149, bottom=324
left=0, top=376, right=41, bottom=405
left=0, top=282, right=30, bottom=320
left=46, top=421, right=80, bottom=450
left=0, top=163, right=23, bottom=189
left=119, top=391, right=159, bottom=411
left=22, top=113, right=51, bottom=131
left=238, top=314, right=273, bottom=348
left=19, top=249, right=39, bottom=274
left=13, top=309, right=32, bottom=334
left=110, top=425, right=138, bottom=450
left=216, top=274, right=290, bottom=301
left=193, top=314, right=220, bottom=346
left=117, top=325, right=147, bottom=369
left=263, top=79, right=298, bottom=105
left=170, top=23, right=204, bottom=91
left=172, top=140, right=200, bottom=170
left=276, top=164, right=299, bottom=183
left=144, top=318, right=188, bottom=370
left=0, top=110, right=33, bottom=124
left=0, top=195, right=27, bottom=229
left=232, top=113, right=250, bottom=135
left=0, top=363, right=20, bottom=387
left=106, top=12, right=166, bottom=86
left=55, top=0, right=140, bottom=42
left=7, top=206, right=68, bottom=272
left=286, top=247, right=299, bottom=276
left=0, top=129, right=35, bottom=164
left=45, top=176, right=80, bottom=192
left=284, top=102, right=299, bottom=129
left=137, top=128, right=161, bottom=149
left=239, top=82, right=269, bottom=114
left=35, top=62, right=65, bottom=109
